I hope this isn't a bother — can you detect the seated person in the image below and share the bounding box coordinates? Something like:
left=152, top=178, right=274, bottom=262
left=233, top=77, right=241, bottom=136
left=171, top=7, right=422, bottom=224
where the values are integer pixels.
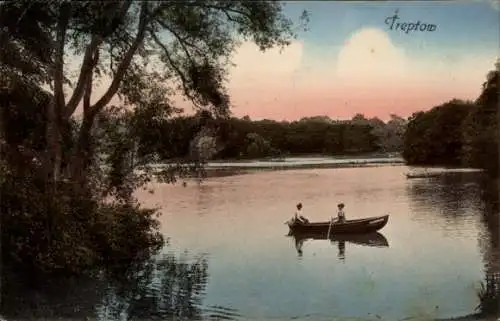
left=294, top=203, right=309, bottom=224
left=335, top=203, right=346, bottom=223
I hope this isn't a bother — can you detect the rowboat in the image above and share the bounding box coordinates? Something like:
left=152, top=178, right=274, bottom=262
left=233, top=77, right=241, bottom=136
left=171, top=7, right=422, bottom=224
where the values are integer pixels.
left=287, top=214, right=389, bottom=234
left=288, top=231, right=389, bottom=248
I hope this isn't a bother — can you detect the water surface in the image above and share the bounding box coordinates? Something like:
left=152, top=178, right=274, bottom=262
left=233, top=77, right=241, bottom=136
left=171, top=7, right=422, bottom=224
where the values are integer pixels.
left=136, top=165, right=498, bottom=321
left=2, top=163, right=498, bottom=321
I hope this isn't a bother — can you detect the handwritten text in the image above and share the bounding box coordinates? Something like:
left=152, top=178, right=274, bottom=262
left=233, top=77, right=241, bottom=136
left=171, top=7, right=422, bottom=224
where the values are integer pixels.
left=385, top=10, right=437, bottom=34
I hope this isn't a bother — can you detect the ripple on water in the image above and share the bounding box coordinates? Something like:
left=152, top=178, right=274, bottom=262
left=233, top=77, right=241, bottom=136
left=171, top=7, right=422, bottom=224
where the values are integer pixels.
left=1, top=165, right=497, bottom=321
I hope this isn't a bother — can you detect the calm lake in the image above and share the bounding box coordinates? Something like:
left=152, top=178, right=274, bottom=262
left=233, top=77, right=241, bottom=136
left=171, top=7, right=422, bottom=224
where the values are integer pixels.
left=2, top=160, right=499, bottom=321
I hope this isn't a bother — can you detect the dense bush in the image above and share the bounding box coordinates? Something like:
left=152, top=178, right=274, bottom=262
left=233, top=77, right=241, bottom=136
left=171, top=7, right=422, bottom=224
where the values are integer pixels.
left=0, top=168, right=163, bottom=280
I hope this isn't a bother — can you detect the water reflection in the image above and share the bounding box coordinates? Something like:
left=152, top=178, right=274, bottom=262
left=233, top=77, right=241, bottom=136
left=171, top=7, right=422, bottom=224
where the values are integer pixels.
left=407, top=172, right=500, bottom=319
left=97, top=252, right=210, bottom=321
left=4, top=166, right=487, bottom=320
left=406, top=171, right=482, bottom=220
left=288, top=231, right=389, bottom=260
left=0, top=251, right=241, bottom=321
left=476, top=178, right=499, bottom=318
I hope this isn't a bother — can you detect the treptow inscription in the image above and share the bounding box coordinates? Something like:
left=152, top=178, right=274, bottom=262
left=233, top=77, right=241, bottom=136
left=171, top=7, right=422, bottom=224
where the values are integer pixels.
left=385, top=9, right=437, bottom=34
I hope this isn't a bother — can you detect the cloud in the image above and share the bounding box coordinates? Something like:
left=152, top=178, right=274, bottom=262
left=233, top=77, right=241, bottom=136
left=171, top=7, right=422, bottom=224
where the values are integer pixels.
left=334, top=28, right=408, bottom=89
left=484, top=0, right=500, bottom=10
left=229, top=41, right=304, bottom=87
left=225, top=40, right=305, bottom=117
left=491, top=0, right=500, bottom=10
left=71, top=26, right=497, bottom=121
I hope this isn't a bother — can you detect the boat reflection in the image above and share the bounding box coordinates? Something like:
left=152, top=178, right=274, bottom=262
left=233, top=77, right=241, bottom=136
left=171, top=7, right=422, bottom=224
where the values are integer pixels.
left=287, top=231, right=389, bottom=259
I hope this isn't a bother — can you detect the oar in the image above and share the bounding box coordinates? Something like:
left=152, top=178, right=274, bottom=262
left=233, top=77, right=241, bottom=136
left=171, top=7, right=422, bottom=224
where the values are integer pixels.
left=327, top=218, right=333, bottom=239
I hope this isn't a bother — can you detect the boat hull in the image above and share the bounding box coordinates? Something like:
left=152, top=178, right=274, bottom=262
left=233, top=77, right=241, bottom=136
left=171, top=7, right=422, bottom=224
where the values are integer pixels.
left=287, top=215, right=389, bottom=234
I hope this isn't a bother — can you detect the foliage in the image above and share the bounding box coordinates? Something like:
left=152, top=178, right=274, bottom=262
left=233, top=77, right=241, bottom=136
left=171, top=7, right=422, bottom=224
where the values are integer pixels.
left=402, top=61, right=499, bottom=177
left=351, top=113, right=407, bottom=152
left=131, top=114, right=405, bottom=161
left=462, top=62, right=499, bottom=176
left=0, top=0, right=306, bottom=278
left=0, top=167, right=164, bottom=280
left=476, top=273, right=500, bottom=316
left=403, top=99, right=474, bottom=166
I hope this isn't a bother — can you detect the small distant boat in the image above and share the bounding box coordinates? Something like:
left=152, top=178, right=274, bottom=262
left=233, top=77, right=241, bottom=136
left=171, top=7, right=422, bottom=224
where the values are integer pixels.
left=405, top=172, right=442, bottom=179
left=287, top=215, right=389, bottom=234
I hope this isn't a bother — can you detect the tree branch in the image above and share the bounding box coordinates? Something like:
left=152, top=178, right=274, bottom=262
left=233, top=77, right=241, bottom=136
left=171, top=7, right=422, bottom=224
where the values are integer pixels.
left=64, top=0, right=134, bottom=119
left=203, top=5, right=252, bottom=24
left=54, top=3, right=70, bottom=114
left=64, top=36, right=102, bottom=118
left=89, top=1, right=150, bottom=117
left=148, top=30, right=198, bottom=106
left=83, top=59, right=94, bottom=114
left=152, top=20, right=197, bottom=64
left=153, top=19, right=202, bottom=56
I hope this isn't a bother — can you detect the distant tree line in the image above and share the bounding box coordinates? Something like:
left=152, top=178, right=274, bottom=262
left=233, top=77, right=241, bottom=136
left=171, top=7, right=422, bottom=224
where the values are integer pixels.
left=127, top=112, right=407, bottom=161
left=403, top=61, right=499, bottom=177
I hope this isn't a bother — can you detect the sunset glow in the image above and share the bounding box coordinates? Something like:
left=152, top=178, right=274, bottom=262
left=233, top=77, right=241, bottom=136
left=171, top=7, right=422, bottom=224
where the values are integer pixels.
left=78, top=1, right=499, bottom=121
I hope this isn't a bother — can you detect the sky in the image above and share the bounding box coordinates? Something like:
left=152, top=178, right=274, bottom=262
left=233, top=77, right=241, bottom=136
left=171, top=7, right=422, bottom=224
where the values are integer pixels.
left=77, top=0, right=500, bottom=122
left=222, top=0, right=500, bottom=121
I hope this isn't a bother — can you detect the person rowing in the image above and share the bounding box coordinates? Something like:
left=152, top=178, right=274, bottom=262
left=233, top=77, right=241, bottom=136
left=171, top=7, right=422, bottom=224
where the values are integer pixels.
left=331, top=203, right=346, bottom=224
left=336, top=203, right=346, bottom=223
left=327, top=203, right=346, bottom=238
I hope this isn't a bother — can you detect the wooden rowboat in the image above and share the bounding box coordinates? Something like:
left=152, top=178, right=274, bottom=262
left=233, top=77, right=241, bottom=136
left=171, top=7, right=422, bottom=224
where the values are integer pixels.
left=287, top=214, right=389, bottom=234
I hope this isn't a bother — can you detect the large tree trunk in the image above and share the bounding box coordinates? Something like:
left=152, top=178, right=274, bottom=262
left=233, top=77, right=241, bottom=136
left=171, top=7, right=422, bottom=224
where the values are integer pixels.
left=46, top=2, right=70, bottom=184
left=47, top=1, right=148, bottom=186
left=45, top=101, right=63, bottom=183
left=65, top=2, right=149, bottom=183
left=69, top=112, right=95, bottom=185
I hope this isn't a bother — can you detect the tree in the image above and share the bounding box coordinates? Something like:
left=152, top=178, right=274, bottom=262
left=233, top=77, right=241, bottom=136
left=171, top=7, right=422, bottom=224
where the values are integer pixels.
left=462, top=60, right=499, bottom=176
left=403, top=100, right=474, bottom=166
left=383, top=114, right=407, bottom=152
left=244, top=132, right=278, bottom=158
left=402, top=60, right=499, bottom=175
left=0, top=1, right=308, bottom=277
left=0, top=0, right=308, bottom=185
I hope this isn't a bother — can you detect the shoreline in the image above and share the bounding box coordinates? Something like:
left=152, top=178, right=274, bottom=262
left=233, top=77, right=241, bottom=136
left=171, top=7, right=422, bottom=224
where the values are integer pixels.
left=207, top=152, right=402, bottom=163
left=200, top=160, right=405, bottom=178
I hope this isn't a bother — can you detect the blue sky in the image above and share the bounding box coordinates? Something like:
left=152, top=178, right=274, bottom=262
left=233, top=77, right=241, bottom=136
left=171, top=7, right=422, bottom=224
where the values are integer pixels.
left=219, top=0, right=499, bottom=120
left=88, top=1, right=500, bottom=121
left=283, top=1, right=499, bottom=62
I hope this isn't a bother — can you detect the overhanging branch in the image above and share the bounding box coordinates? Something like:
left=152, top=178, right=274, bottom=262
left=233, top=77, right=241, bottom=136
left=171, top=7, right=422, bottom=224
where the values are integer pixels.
left=148, top=30, right=200, bottom=108
left=64, top=0, right=134, bottom=119
left=64, top=36, right=102, bottom=118
left=154, top=19, right=200, bottom=53
left=89, top=1, right=149, bottom=117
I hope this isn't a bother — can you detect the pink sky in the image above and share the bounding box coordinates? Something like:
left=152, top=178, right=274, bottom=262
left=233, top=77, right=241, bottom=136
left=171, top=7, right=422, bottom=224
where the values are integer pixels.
left=219, top=28, right=496, bottom=121
left=77, top=26, right=497, bottom=122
